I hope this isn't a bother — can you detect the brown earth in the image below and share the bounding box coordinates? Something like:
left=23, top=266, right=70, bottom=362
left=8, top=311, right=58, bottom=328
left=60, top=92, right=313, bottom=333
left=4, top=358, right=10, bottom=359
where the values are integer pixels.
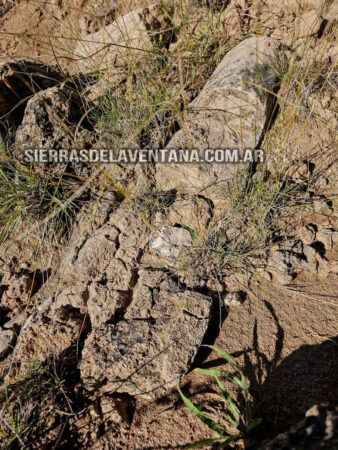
left=0, top=0, right=153, bottom=71
left=0, top=0, right=337, bottom=449
left=124, top=275, right=337, bottom=448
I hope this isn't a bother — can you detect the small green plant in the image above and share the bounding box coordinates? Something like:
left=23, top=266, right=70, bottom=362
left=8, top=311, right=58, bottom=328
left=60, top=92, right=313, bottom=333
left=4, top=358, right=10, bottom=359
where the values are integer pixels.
left=1, top=393, right=33, bottom=447
left=178, top=346, right=261, bottom=448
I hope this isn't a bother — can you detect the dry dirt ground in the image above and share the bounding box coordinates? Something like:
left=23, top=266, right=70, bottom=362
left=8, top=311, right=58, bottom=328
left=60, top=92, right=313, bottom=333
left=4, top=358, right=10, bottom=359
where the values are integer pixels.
left=0, top=0, right=153, bottom=71
left=0, top=0, right=337, bottom=448
left=121, top=276, right=337, bottom=448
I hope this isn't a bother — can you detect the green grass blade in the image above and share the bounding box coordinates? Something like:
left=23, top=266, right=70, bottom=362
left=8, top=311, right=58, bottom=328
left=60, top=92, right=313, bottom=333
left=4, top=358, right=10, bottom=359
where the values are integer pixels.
left=203, top=346, right=240, bottom=370
left=186, top=437, right=225, bottom=448
left=215, top=376, right=240, bottom=425
left=218, top=435, right=239, bottom=446
left=196, top=368, right=224, bottom=377
left=247, top=418, right=262, bottom=431
left=233, top=375, right=247, bottom=391
left=188, top=435, right=239, bottom=448
left=177, top=387, right=225, bottom=436
left=225, top=415, right=238, bottom=428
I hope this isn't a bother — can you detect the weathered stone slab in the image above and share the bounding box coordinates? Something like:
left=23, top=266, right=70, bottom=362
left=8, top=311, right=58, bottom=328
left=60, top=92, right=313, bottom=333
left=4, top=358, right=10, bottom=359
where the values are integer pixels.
left=80, top=270, right=212, bottom=398
left=156, top=36, right=280, bottom=200
left=73, top=4, right=173, bottom=76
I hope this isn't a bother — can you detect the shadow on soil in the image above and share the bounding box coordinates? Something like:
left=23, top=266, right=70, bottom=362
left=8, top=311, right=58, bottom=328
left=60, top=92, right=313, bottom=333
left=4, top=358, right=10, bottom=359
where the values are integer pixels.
left=250, top=334, right=338, bottom=438
left=240, top=302, right=338, bottom=438
left=240, top=301, right=338, bottom=441
left=198, top=300, right=337, bottom=441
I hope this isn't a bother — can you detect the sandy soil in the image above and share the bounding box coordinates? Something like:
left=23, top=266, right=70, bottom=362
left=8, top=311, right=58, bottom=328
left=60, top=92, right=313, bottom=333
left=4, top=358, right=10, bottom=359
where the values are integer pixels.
left=0, top=0, right=152, bottom=71
left=82, top=270, right=336, bottom=448
left=0, top=0, right=337, bottom=448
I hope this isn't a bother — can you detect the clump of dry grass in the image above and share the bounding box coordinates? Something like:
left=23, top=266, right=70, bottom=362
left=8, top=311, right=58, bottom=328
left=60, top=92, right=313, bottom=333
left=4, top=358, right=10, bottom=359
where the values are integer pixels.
left=177, top=168, right=307, bottom=282
left=0, top=153, right=83, bottom=246
left=90, top=3, right=234, bottom=150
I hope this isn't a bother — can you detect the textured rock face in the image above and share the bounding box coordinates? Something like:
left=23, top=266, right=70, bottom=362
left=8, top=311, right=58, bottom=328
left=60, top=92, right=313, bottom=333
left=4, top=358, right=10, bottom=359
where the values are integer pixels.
left=15, top=85, right=83, bottom=150
left=0, top=60, right=64, bottom=134
left=0, top=329, right=14, bottom=359
left=56, top=208, right=211, bottom=398
left=11, top=204, right=212, bottom=397
left=87, top=283, right=129, bottom=329
left=257, top=226, right=337, bottom=284
left=73, top=4, right=173, bottom=76
left=14, top=302, right=85, bottom=371
left=14, top=84, right=93, bottom=176
left=156, top=36, right=279, bottom=199
left=13, top=208, right=151, bottom=372
left=80, top=269, right=212, bottom=398
left=0, top=269, right=33, bottom=311
left=60, top=208, right=151, bottom=293
left=150, top=226, right=193, bottom=259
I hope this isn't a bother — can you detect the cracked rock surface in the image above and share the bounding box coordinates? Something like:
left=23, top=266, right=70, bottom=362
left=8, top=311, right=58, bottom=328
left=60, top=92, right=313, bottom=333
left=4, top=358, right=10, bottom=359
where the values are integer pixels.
left=80, top=269, right=212, bottom=398
left=11, top=205, right=213, bottom=397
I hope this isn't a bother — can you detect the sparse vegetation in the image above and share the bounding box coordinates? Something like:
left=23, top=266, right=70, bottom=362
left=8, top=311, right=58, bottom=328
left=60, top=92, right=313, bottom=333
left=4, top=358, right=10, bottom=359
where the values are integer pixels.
left=0, top=156, right=82, bottom=245
left=177, top=167, right=308, bottom=281
left=0, top=362, right=73, bottom=449
left=90, top=3, right=234, bottom=152
left=0, top=0, right=336, bottom=448
left=174, top=20, right=337, bottom=282
left=178, top=346, right=261, bottom=448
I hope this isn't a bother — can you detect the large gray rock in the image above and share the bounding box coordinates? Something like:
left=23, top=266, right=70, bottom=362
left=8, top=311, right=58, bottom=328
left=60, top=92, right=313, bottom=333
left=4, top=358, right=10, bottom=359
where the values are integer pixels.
left=73, top=4, right=173, bottom=76
left=156, top=36, right=280, bottom=200
left=14, top=84, right=93, bottom=177
left=12, top=206, right=212, bottom=395
left=13, top=208, right=151, bottom=374
left=80, top=270, right=212, bottom=398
